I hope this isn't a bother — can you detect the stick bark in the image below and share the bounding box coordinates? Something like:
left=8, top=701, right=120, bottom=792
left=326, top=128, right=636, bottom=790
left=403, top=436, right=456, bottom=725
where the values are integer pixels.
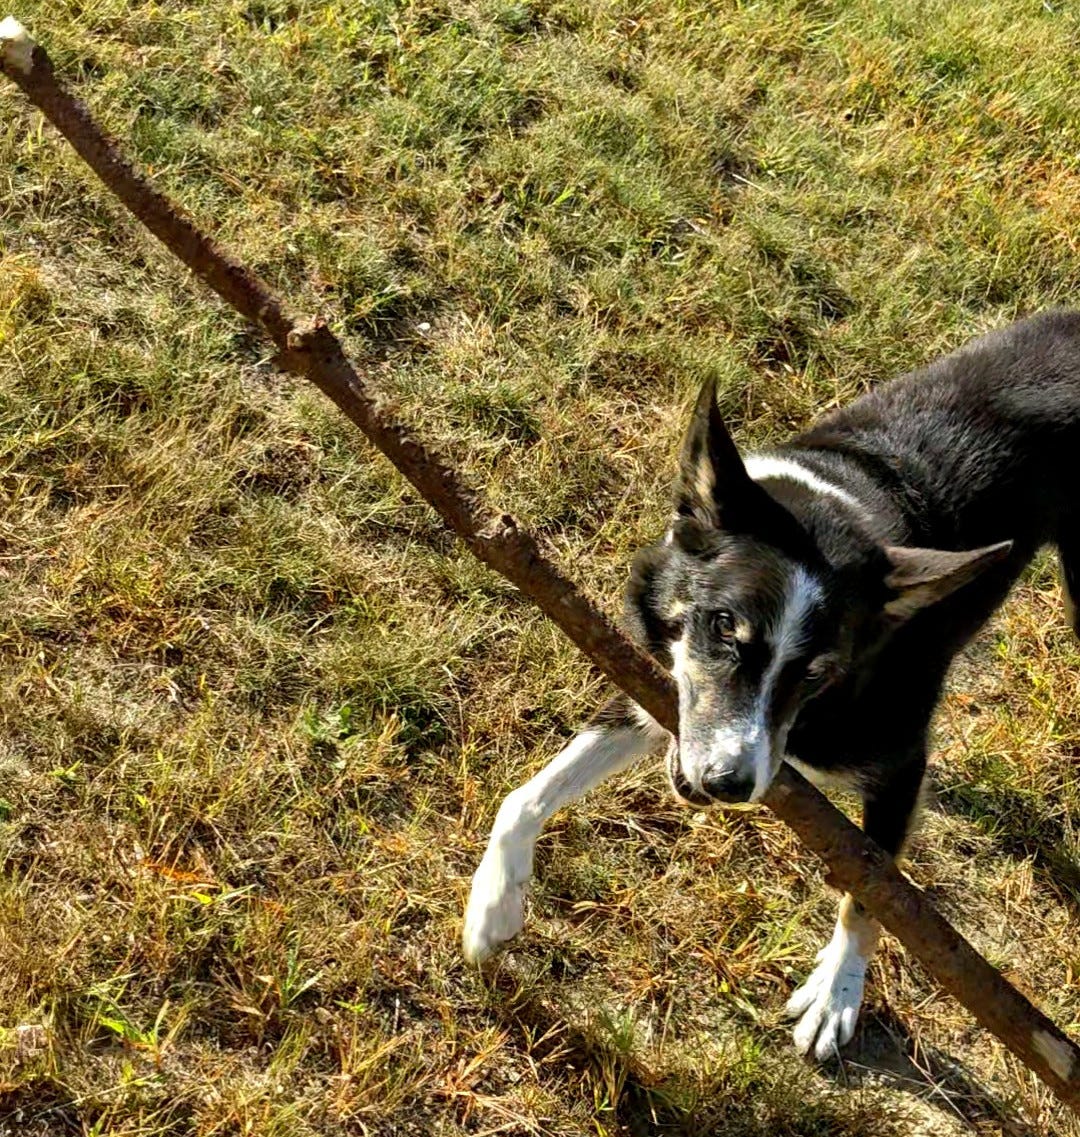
left=3, top=17, right=1078, bottom=1111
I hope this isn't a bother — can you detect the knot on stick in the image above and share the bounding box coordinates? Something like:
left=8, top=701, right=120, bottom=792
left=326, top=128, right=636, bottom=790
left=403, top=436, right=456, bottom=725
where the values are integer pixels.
left=285, top=316, right=335, bottom=355
left=478, top=513, right=520, bottom=542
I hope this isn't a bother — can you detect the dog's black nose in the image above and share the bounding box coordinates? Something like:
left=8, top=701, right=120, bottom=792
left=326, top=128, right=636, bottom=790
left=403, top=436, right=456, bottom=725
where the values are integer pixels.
left=701, top=769, right=755, bottom=804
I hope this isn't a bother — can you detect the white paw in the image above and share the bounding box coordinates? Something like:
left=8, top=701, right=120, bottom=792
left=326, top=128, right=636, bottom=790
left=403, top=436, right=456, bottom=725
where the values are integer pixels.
left=786, top=943, right=868, bottom=1061
left=462, top=837, right=532, bottom=963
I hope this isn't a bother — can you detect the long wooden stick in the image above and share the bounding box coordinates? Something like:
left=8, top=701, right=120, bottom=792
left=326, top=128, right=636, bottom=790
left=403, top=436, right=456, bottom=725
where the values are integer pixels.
left=3, top=17, right=1078, bottom=1111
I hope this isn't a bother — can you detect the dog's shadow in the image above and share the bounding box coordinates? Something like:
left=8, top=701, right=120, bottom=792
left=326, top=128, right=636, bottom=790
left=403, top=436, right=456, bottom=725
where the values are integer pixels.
left=826, top=1004, right=1038, bottom=1137
left=934, top=779, right=1080, bottom=915
left=483, top=949, right=1035, bottom=1137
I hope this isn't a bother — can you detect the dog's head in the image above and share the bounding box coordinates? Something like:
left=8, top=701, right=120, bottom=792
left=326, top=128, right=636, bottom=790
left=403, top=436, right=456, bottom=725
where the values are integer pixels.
left=625, top=380, right=1012, bottom=807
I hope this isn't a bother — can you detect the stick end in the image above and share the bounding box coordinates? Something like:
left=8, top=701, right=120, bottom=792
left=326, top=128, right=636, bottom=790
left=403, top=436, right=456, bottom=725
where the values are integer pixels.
left=1032, top=1028, right=1077, bottom=1084
left=0, top=16, right=36, bottom=74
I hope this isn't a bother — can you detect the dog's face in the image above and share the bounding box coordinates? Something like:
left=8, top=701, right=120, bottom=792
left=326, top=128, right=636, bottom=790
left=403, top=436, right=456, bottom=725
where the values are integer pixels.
left=625, top=381, right=1012, bottom=807
left=638, top=536, right=846, bottom=806
left=628, top=522, right=864, bottom=808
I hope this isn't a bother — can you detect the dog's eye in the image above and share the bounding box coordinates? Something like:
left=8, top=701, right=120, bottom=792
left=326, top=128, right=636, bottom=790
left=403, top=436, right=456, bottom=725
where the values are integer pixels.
left=708, top=609, right=737, bottom=643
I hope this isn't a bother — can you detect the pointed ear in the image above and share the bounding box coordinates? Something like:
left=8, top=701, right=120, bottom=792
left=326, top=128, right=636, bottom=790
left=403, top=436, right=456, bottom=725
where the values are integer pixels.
left=673, top=378, right=755, bottom=529
left=883, top=540, right=1014, bottom=619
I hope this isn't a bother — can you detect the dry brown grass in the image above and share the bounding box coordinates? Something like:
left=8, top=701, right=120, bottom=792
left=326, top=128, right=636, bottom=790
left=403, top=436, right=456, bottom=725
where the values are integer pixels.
left=2, top=0, right=1080, bottom=1133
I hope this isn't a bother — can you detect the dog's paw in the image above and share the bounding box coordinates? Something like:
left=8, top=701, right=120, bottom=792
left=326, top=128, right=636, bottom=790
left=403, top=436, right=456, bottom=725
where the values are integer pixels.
left=462, top=839, right=531, bottom=963
left=785, top=943, right=868, bottom=1061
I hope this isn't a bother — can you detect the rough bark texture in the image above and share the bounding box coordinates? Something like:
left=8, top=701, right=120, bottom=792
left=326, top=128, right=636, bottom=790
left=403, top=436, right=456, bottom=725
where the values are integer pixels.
left=3, top=18, right=1078, bottom=1111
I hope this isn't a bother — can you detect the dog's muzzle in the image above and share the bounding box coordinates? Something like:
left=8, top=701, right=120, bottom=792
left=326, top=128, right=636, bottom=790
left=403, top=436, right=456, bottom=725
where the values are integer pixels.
left=666, top=742, right=761, bottom=808
left=666, top=742, right=714, bottom=806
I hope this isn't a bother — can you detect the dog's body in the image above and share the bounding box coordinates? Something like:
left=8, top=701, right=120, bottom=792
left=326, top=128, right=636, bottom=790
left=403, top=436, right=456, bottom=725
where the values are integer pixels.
left=463, top=309, right=1080, bottom=1059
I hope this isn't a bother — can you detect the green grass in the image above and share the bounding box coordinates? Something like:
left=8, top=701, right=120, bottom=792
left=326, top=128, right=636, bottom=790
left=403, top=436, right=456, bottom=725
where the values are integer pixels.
left=3, top=0, right=1080, bottom=1132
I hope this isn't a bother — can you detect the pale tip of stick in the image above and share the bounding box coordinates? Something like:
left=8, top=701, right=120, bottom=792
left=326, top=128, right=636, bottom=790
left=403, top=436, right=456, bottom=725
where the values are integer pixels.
left=0, top=16, right=36, bottom=74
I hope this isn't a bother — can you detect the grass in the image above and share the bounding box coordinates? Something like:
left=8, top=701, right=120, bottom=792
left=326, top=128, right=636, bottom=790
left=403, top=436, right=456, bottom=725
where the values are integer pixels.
left=2, top=0, right=1080, bottom=1132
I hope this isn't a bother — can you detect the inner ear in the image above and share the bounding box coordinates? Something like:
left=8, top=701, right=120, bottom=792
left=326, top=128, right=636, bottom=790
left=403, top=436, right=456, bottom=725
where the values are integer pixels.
left=672, top=378, right=757, bottom=530
left=670, top=380, right=818, bottom=559
left=883, top=540, right=1014, bottom=618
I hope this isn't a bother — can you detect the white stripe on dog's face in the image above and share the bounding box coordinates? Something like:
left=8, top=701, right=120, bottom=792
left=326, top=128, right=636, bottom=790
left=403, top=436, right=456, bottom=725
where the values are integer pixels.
left=672, top=564, right=823, bottom=802
left=750, top=564, right=822, bottom=797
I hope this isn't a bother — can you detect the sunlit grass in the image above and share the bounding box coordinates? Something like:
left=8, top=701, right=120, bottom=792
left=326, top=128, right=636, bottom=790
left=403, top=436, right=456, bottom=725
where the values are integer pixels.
left=2, top=0, right=1080, bottom=1132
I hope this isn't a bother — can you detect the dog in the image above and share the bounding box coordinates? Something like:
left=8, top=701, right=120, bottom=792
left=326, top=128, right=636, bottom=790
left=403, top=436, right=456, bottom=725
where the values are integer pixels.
left=462, top=308, right=1080, bottom=1060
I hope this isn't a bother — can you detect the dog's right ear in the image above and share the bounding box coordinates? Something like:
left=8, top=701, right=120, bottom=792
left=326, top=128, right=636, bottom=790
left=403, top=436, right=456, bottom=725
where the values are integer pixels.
left=672, top=378, right=756, bottom=532
left=882, top=540, right=1014, bottom=619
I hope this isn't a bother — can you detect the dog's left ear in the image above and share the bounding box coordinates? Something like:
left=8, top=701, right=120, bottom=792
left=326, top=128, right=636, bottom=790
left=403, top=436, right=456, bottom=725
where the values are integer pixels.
left=673, top=377, right=756, bottom=530
left=883, top=540, right=1014, bottom=619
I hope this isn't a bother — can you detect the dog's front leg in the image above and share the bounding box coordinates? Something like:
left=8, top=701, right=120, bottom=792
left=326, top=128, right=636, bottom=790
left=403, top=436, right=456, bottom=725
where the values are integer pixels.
left=786, top=893, right=880, bottom=1060
left=463, top=697, right=667, bottom=963
left=786, top=754, right=926, bottom=1060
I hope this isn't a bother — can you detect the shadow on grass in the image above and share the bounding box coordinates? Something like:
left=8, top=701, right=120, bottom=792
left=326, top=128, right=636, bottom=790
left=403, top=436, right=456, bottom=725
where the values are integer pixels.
left=826, top=1003, right=1039, bottom=1137
left=934, top=780, right=1080, bottom=914
left=485, top=956, right=916, bottom=1137
left=0, top=1082, right=82, bottom=1135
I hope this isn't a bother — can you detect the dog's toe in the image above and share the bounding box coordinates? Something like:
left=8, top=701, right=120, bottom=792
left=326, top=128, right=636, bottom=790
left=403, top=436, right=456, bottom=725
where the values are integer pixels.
left=785, top=964, right=825, bottom=1021
left=462, top=847, right=529, bottom=963
left=787, top=947, right=867, bottom=1061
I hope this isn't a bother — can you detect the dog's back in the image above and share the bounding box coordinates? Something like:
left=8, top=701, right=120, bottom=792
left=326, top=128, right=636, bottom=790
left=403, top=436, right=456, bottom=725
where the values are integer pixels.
left=793, top=309, right=1080, bottom=554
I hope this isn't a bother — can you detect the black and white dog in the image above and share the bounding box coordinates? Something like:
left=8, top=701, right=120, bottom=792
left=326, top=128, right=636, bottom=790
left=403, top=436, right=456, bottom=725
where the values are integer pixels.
left=463, top=309, right=1080, bottom=1060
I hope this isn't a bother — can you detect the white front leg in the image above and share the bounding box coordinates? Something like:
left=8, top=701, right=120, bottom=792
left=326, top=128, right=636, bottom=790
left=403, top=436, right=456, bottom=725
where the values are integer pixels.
left=463, top=718, right=665, bottom=963
left=786, top=894, right=880, bottom=1061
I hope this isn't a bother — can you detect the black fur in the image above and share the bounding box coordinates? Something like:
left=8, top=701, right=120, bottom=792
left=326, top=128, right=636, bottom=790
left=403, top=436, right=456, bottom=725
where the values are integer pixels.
left=626, top=309, right=1080, bottom=853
